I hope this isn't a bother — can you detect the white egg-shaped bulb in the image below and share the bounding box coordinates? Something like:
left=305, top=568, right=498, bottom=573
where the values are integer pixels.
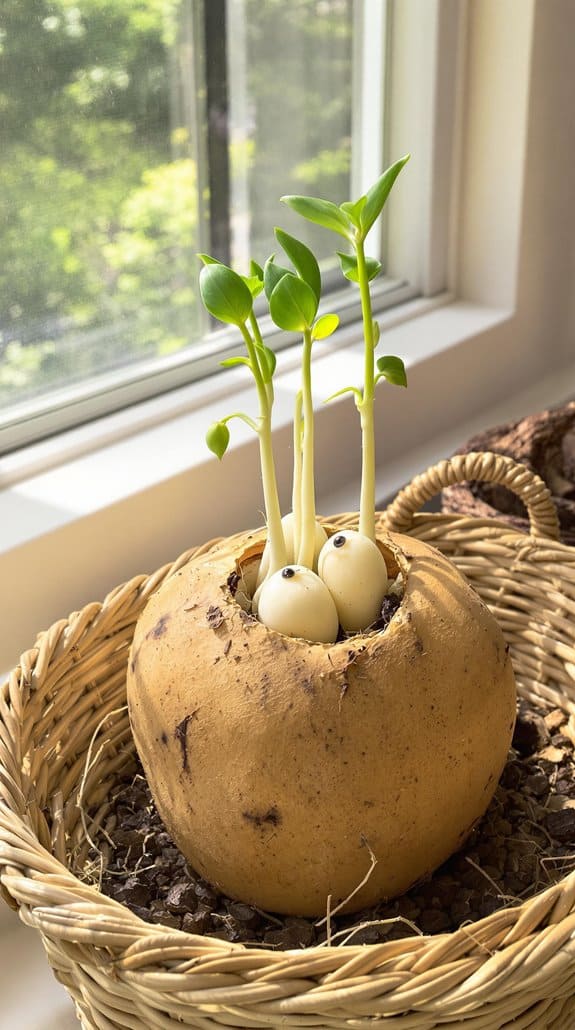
left=257, top=565, right=339, bottom=643
left=256, top=514, right=329, bottom=587
left=318, top=530, right=389, bottom=633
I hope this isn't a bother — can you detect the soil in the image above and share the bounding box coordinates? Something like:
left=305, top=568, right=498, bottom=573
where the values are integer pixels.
left=89, top=696, right=575, bottom=949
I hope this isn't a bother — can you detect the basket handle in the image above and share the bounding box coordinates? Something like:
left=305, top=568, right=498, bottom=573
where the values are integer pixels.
left=383, top=451, right=561, bottom=540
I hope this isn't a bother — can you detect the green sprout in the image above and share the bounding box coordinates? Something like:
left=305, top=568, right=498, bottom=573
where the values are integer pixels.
left=198, top=256, right=286, bottom=576
left=198, top=232, right=339, bottom=583
left=282, top=154, right=409, bottom=541
left=265, top=228, right=339, bottom=569
left=198, top=158, right=409, bottom=637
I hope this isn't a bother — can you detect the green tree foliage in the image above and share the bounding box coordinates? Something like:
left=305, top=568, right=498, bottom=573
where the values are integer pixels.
left=243, top=0, right=353, bottom=262
left=0, top=0, right=353, bottom=405
left=0, top=0, right=195, bottom=399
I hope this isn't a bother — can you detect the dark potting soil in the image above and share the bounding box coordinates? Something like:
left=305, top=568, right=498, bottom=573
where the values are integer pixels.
left=92, top=698, right=575, bottom=950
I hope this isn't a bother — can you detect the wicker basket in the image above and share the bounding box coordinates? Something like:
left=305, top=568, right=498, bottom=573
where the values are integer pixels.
left=441, top=401, right=575, bottom=544
left=3, top=450, right=575, bottom=1029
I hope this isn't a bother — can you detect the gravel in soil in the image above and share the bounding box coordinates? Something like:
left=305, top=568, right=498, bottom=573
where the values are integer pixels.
left=88, top=697, right=575, bottom=950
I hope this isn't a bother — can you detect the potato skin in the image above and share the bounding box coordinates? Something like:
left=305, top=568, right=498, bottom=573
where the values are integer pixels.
left=127, top=529, right=516, bottom=917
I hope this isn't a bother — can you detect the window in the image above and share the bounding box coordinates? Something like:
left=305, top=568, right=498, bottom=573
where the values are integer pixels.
left=0, top=0, right=424, bottom=454
left=5, top=0, right=568, bottom=682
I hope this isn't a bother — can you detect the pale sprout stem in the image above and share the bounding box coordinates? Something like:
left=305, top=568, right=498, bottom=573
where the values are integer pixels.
left=249, top=311, right=273, bottom=406
left=239, top=323, right=286, bottom=574
left=297, top=329, right=317, bottom=569
left=258, top=419, right=286, bottom=575
left=359, top=403, right=376, bottom=541
left=292, top=390, right=303, bottom=564
left=356, top=239, right=377, bottom=542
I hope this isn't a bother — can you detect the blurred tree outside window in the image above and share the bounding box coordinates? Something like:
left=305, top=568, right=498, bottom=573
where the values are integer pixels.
left=0, top=0, right=363, bottom=441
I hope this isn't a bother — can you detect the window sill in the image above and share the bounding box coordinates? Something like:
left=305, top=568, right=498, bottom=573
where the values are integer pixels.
left=1, top=295, right=573, bottom=674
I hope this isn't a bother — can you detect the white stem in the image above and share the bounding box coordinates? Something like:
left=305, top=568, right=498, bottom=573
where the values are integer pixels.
left=292, top=391, right=303, bottom=565
left=239, top=323, right=286, bottom=574
left=297, top=330, right=316, bottom=569
left=259, top=414, right=287, bottom=575
left=358, top=402, right=376, bottom=541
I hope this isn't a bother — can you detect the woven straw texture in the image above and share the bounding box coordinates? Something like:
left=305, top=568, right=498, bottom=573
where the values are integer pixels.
left=2, top=451, right=575, bottom=1029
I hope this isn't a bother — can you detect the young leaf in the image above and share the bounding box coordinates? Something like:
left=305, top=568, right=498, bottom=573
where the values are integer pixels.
left=269, top=272, right=318, bottom=332
left=281, top=194, right=353, bottom=240
left=372, top=320, right=380, bottom=348
left=337, top=252, right=382, bottom=283
left=242, top=274, right=264, bottom=299
left=340, top=196, right=367, bottom=228
left=324, top=384, right=363, bottom=405
left=274, top=227, right=321, bottom=301
left=376, top=354, right=408, bottom=387
left=199, top=263, right=253, bottom=326
left=206, top=421, right=230, bottom=460
left=220, top=356, right=252, bottom=369
left=259, top=345, right=277, bottom=382
left=197, top=253, right=221, bottom=265
left=263, top=256, right=291, bottom=300
left=312, top=313, right=339, bottom=340
left=245, top=261, right=264, bottom=298
left=360, top=154, right=410, bottom=237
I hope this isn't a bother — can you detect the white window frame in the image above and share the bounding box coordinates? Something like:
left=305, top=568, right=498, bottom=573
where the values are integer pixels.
left=2, top=0, right=575, bottom=683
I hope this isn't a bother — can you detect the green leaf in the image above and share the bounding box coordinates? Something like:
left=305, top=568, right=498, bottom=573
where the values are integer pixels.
left=360, top=154, right=410, bottom=237
left=281, top=194, right=352, bottom=240
left=312, top=313, right=340, bottom=340
left=263, top=256, right=291, bottom=300
left=259, top=345, right=277, bottom=382
left=242, top=274, right=264, bottom=299
left=197, top=252, right=221, bottom=265
left=324, top=384, right=363, bottom=405
left=372, top=320, right=380, bottom=348
left=376, top=355, right=408, bottom=387
left=206, top=421, right=230, bottom=460
left=199, top=264, right=253, bottom=326
left=220, top=356, right=252, bottom=370
left=337, top=251, right=382, bottom=283
left=250, top=259, right=264, bottom=281
left=274, top=227, right=321, bottom=301
left=340, top=196, right=367, bottom=228
left=269, top=272, right=318, bottom=332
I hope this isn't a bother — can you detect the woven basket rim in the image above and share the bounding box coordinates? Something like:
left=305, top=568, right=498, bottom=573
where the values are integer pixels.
left=2, top=449, right=575, bottom=1027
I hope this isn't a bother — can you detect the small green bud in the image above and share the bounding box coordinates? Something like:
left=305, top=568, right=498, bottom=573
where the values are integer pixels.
left=206, top=421, right=230, bottom=460
left=372, top=320, right=380, bottom=348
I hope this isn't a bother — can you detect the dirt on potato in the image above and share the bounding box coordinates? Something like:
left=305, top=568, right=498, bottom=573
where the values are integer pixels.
left=88, top=695, right=575, bottom=949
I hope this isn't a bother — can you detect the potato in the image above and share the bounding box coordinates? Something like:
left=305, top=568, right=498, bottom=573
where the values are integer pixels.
left=127, top=528, right=516, bottom=917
